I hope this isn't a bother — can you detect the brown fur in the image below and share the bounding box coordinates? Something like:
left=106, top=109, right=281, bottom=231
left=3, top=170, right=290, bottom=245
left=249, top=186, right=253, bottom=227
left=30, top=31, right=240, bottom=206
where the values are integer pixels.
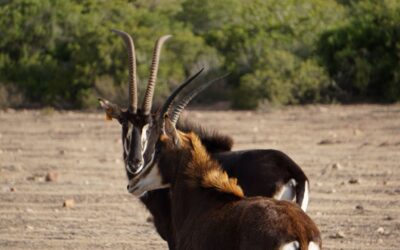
left=158, top=129, right=321, bottom=250
left=102, top=104, right=310, bottom=249
left=179, top=132, right=244, bottom=198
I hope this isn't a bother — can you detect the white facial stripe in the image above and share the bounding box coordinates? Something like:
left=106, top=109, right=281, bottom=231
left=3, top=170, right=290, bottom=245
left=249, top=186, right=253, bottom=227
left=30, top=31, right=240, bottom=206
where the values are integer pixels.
left=124, top=140, right=129, bottom=155
left=141, top=124, right=150, bottom=153
left=124, top=124, right=133, bottom=155
left=144, top=151, right=155, bottom=171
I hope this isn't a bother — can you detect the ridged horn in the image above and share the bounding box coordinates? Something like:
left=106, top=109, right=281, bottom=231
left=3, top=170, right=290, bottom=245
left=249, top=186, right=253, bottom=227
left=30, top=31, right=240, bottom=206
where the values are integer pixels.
left=111, top=29, right=138, bottom=113
left=142, top=35, right=172, bottom=115
left=159, top=68, right=204, bottom=121
left=170, top=73, right=229, bottom=125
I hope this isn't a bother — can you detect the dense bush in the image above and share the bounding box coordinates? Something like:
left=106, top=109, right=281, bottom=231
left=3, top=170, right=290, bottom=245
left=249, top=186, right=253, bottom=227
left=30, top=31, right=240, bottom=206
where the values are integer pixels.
left=318, top=0, right=400, bottom=102
left=179, top=0, right=344, bottom=108
left=0, top=0, right=397, bottom=109
left=0, top=0, right=220, bottom=108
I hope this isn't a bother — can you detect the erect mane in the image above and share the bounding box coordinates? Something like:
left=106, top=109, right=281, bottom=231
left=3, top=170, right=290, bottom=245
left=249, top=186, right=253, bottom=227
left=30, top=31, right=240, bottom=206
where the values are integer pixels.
left=180, top=132, right=244, bottom=198
left=177, top=118, right=234, bottom=154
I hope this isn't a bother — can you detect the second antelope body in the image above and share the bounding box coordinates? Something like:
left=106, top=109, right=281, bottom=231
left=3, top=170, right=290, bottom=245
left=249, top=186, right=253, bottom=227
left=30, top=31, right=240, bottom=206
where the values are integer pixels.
left=141, top=116, right=321, bottom=249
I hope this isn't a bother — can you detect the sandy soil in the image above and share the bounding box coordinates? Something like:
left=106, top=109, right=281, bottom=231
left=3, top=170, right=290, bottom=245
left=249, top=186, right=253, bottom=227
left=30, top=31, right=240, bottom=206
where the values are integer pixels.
left=0, top=105, right=399, bottom=250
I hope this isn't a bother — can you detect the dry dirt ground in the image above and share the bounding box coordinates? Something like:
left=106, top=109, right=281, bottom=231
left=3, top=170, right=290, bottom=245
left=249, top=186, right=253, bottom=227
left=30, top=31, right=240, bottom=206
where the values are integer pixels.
left=0, top=105, right=399, bottom=250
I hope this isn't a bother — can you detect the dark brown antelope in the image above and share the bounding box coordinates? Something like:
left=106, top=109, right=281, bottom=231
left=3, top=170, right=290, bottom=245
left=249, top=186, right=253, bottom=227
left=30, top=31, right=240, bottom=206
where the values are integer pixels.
left=141, top=114, right=321, bottom=249
left=98, top=29, right=171, bottom=177
left=99, top=30, right=232, bottom=180
left=99, top=29, right=310, bottom=249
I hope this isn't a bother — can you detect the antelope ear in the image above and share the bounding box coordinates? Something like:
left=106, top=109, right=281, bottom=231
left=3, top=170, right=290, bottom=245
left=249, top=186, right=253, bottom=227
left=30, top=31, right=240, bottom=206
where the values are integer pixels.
left=163, top=114, right=180, bottom=146
left=98, top=98, right=123, bottom=121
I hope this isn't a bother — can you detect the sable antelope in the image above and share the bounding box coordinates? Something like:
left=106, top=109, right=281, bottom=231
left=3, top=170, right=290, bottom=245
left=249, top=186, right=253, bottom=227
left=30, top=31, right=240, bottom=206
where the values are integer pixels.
left=99, top=30, right=309, bottom=249
left=98, top=30, right=232, bottom=179
left=140, top=113, right=322, bottom=249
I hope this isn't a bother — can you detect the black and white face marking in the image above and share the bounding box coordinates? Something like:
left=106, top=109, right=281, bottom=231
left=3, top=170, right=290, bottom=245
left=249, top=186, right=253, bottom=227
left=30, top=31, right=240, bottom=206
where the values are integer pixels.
left=121, top=114, right=154, bottom=177
left=141, top=124, right=150, bottom=151
left=126, top=120, right=169, bottom=196
left=127, top=161, right=170, bottom=196
left=122, top=122, right=143, bottom=175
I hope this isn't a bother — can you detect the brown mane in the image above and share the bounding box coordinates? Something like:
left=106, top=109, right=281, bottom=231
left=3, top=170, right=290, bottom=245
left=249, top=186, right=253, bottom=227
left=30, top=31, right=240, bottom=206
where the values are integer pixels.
left=179, top=132, right=244, bottom=198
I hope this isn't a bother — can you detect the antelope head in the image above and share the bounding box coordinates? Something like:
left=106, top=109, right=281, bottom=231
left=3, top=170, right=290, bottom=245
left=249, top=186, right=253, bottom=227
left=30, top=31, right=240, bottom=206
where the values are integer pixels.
left=126, top=72, right=227, bottom=195
left=99, top=29, right=171, bottom=178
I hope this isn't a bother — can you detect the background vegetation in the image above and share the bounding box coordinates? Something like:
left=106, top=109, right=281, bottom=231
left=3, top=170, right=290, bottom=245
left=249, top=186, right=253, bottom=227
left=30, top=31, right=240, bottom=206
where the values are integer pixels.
left=0, top=0, right=399, bottom=109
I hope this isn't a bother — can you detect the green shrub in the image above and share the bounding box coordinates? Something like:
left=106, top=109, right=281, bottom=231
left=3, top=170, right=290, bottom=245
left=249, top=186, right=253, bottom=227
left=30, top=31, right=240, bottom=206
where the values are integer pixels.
left=1, top=0, right=397, bottom=109
left=0, top=0, right=220, bottom=108
left=179, top=0, right=345, bottom=108
left=318, top=0, right=400, bottom=102
left=233, top=50, right=331, bottom=109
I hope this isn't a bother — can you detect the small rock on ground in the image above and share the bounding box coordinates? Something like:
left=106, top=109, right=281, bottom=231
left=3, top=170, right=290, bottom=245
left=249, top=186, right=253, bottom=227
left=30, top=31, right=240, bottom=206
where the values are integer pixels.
left=63, top=199, right=75, bottom=208
left=330, top=231, right=346, bottom=239
left=45, top=171, right=59, bottom=182
left=349, top=178, right=360, bottom=184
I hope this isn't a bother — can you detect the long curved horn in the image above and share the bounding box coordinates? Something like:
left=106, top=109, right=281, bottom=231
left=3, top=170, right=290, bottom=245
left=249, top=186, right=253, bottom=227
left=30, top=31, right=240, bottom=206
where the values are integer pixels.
left=112, top=29, right=138, bottom=113
left=142, top=35, right=172, bottom=115
left=170, top=73, right=229, bottom=125
left=159, top=68, right=204, bottom=121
